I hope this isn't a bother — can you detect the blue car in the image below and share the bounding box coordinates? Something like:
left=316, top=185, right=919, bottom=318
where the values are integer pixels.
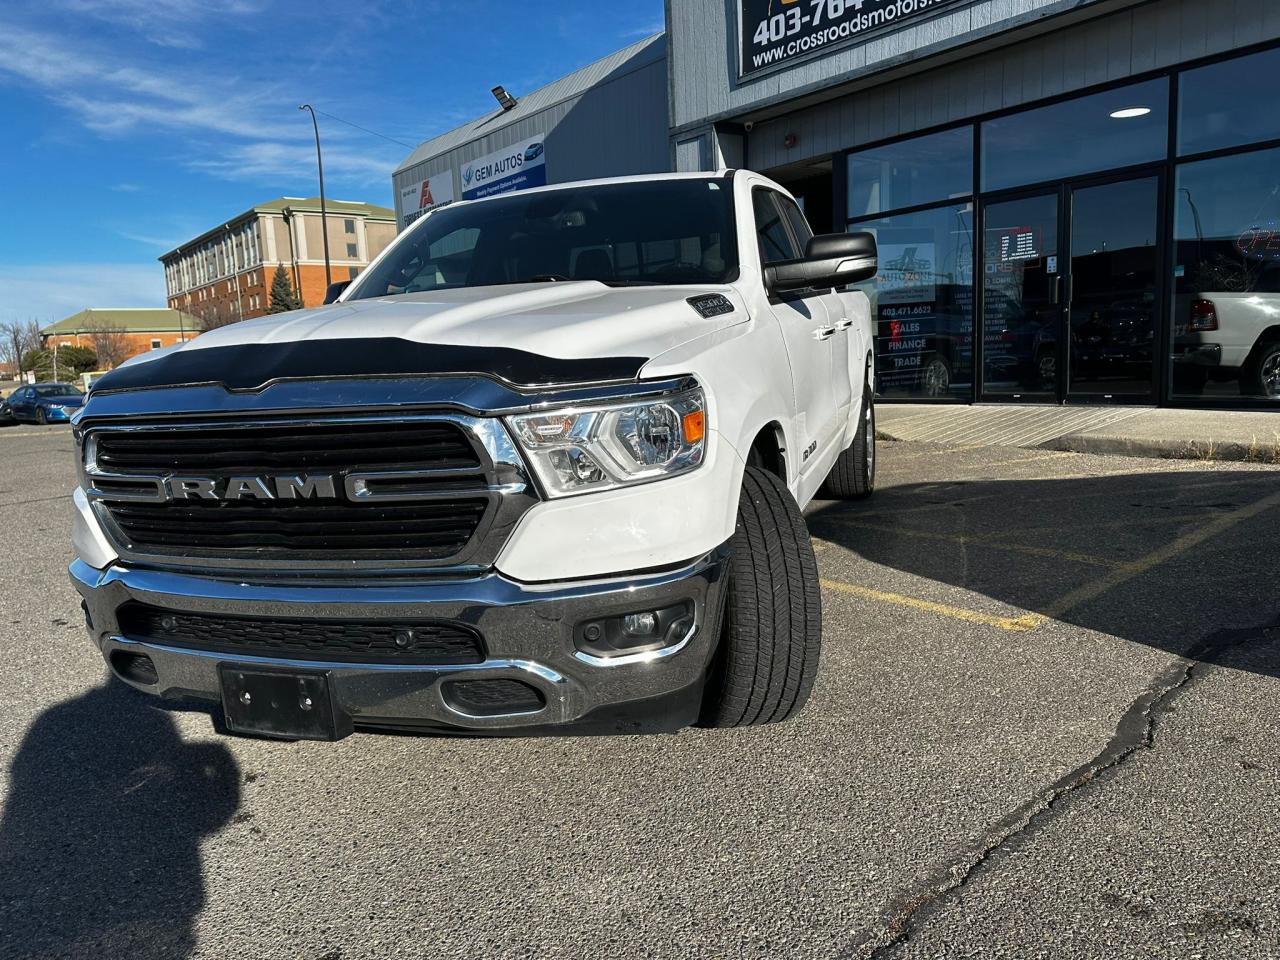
left=7, top=382, right=85, bottom=424
left=523, top=141, right=544, bottom=162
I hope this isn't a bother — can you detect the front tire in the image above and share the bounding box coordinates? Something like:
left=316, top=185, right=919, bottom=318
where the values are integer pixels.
left=699, top=467, right=822, bottom=728
left=819, top=387, right=875, bottom=499
left=35, top=408, right=47, bottom=426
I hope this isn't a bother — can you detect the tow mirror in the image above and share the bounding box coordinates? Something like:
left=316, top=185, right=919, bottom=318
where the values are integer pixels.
left=323, top=280, right=352, bottom=304
left=764, top=231, right=877, bottom=294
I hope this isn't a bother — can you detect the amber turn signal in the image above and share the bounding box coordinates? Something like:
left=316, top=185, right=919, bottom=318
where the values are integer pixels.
left=682, top=410, right=705, bottom=444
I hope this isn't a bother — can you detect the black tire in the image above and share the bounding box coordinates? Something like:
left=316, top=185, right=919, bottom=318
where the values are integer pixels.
left=819, top=387, right=875, bottom=499
left=35, top=407, right=47, bottom=426
left=1242, top=340, right=1280, bottom=399
left=699, top=467, right=822, bottom=728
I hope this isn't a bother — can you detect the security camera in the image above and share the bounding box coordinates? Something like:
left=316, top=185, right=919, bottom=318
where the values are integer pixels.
left=743, top=121, right=755, bottom=133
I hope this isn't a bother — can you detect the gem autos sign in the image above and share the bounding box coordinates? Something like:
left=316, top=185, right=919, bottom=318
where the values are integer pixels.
left=396, top=172, right=455, bottom=229
left=460, top=135, right=547, bottom=201
left=740, top=0, right=970, bottom=77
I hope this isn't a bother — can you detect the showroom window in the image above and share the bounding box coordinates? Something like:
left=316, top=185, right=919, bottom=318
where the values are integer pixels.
left=981, top=79, right=1169, bottom=192
left=1178, top=46, right=1280, bottom=157
left=1170, top=145, right=1280, bottom=402
left=846, top=128, right=976, bottom=400
left=847, top=127, right=972, bottom=219
left=850, top=204, right=975, bottom=401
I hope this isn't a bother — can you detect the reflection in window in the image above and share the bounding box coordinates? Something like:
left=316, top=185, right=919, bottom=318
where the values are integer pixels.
left=1171, top=146, right=1280, bottom=401
left=852, top=203, right=974, bottom=400
left=1179, top=47, right=1280, bottom=156
left=847, top=127, right=973, bottom=219
left=753, top=190, right=798, bottom=264
left=981, top=79, right=1168, bottom=192
left=981, top=194, right=1060, bottom=397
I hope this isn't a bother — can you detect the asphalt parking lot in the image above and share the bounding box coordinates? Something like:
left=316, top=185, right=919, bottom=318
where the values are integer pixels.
left=1, top=426, right=1278, bottom=959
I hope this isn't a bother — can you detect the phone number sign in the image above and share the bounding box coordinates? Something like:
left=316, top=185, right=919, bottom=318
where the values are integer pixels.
left=740, top=0, right=970, bottom=78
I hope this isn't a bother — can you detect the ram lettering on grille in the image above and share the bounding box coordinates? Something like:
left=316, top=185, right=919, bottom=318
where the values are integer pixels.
left=166, top=474, right=340, bottom=501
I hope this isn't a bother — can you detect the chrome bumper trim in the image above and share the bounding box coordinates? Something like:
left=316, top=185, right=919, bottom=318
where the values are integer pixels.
left=71, top=545, right=729, bottom=732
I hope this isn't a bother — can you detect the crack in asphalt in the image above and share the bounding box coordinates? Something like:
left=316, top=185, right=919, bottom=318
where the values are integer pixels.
left=842, top=621, right=1277, bottom=960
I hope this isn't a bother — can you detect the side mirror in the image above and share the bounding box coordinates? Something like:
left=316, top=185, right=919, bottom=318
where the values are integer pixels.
left=323, top=280, right=352, bottom=304
left=764, top=231, right=877, bottom=294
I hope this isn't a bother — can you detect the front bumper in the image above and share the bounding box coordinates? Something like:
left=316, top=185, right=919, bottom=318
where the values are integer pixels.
left=70, top=546, right=729, bottom=737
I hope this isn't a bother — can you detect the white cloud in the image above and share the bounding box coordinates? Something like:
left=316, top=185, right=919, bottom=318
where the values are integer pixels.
left=59, top=0, right=265, bottom=49
left=622, top=21, right=665, bottom=39
left=0, top=22, right=401, bottom=193
left=0, top=264, right=167, bottom=324
left=0, top=25, right=297, bottom=142
left=185, top=140, right=399, bottom=188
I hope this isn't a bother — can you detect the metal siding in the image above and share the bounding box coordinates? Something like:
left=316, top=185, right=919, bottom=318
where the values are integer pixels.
left=675, top=134, right=709, bottom=172
left=670, top=0, right=1075, bottom=129
left=736, top=0, right=1280, bottom=173
left=391, top=50, right=669, bottom=222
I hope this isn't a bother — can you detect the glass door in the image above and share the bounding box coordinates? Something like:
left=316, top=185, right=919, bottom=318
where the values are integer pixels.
left=1067, top=176, right=1160, bottom=400
left=981, top=193, right=1062, bottom=400
left=980, top=175, right=1161, bottom=402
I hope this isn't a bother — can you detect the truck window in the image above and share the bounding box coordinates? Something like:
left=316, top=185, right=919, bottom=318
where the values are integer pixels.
left=779, top=195, right=815, bottom=253
left=753, top=189, right=799, bottom=265
left=350, top=179, right=738, bottom=297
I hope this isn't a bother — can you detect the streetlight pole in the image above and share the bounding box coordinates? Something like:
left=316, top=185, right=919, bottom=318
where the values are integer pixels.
left=299, top=104, right=332, bottom=293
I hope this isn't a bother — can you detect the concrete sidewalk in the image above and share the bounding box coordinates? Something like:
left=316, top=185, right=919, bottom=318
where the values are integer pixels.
left=877, top=403, right=1280, bottom=463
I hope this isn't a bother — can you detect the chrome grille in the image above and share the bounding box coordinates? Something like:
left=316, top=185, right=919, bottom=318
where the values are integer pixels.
left=94, top=420, right=479, bottom=474
left=81, top=413, right=534, bottom=573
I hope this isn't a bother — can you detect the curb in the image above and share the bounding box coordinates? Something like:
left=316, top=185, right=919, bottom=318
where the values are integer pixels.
left=878, top=428, right=1280, bottom=464
left=1042, top=433, right=1280, bottom=464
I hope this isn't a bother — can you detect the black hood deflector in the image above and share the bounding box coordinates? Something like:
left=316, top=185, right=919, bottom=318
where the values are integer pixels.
left=91, top=338, right=649, bottom=394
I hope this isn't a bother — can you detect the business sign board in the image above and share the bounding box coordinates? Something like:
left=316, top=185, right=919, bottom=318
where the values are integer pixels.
left=397, top=172, right=455, bottom=229
left=740, top=0, right=970, bottom=78
left=460, top=135, right=547, bottom=201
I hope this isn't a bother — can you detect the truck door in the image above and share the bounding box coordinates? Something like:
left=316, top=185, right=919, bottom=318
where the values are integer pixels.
left=752, top=188, right=840, bottom=479
left=777, top=193, right=856, bottom=422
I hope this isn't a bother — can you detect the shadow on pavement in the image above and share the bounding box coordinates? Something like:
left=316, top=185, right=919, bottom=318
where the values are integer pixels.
left=0, top=680, right=240, bottom=959
left=808, top=468, right=1280, bottom=673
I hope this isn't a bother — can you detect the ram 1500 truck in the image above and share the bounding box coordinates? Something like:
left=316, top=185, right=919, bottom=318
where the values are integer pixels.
left=70, top=171, right=877, bottom=740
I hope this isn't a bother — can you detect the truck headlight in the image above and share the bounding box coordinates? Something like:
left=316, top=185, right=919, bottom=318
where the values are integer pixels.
left=507, top=388, right=706, bottom=498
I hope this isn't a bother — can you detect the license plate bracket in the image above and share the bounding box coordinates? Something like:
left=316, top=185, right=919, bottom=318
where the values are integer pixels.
left=219, top=666, right=352, bottom=741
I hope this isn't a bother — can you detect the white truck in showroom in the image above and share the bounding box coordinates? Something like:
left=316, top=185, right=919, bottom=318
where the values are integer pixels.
left=70, top=171, right=877, bottom=740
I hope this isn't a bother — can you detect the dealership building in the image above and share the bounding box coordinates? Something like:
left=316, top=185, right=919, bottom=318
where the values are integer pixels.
left=395, top=0, right=1280, bottom=408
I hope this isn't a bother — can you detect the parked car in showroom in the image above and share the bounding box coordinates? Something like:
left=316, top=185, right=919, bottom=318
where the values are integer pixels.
left=1173, top=290, right=1280, bottom=398
left=8, top=383, right=85, bottom=424
left=70, top=171, right=877, bottom=741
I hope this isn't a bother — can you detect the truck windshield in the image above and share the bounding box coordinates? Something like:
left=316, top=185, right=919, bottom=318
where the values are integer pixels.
left=349, top=179, right=738, bottom=298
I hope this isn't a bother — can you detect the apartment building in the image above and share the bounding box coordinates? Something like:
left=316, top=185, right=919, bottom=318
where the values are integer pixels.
left=160, top=197, right=396, bottom=327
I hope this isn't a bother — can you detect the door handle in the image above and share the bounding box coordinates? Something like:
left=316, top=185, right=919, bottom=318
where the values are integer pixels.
left=835, top=318, right=854, bottom=330
left=812, top=326, right=836, bottom=341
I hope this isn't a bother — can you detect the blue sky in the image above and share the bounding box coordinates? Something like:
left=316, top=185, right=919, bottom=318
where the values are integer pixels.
left=0, top=0, right=664, bottom=324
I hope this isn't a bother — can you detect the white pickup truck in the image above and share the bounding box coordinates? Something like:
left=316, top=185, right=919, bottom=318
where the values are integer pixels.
left=70, top=171, right=877, bottom=740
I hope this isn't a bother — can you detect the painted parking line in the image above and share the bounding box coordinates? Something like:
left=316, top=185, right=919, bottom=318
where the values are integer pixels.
left=820, top=579, right=1046, bottom=633
left=817, top=515, right=1123, bottom=569
left=0, top=428, right=70, bottom=439
left=820, top=487, right=1280, bottom=636
left=1037, top=487, right=1280, bottom=620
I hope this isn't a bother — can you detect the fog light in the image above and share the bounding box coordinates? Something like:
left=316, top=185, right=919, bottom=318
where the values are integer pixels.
left=575, top=602, right=695, bottom=661
left=623, top=611, right=658, bottom=636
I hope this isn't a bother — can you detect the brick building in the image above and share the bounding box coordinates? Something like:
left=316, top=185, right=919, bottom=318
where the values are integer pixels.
left=159, top=197, right=396, bottom=327
left=41, top=308, right=199, bottom=364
